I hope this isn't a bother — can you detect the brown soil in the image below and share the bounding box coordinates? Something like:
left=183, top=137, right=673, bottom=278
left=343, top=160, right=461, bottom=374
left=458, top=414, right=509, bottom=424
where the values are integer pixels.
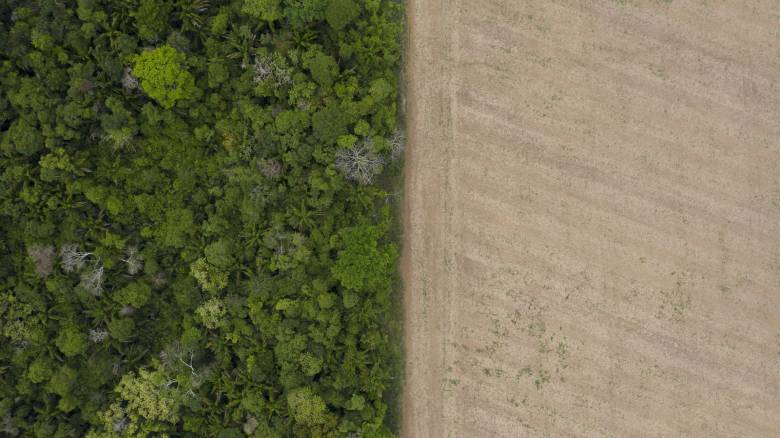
left=402, top=1, right=780, bottom=437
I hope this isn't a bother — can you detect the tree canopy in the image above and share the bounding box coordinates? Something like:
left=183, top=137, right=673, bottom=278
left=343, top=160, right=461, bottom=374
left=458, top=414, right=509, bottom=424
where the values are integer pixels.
left=0, top=0, right=404, bottom=436
left=132, top=45, right=199, bottom=109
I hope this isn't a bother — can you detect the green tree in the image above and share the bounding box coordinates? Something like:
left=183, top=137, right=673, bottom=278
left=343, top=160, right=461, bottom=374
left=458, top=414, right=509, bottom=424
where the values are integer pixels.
left=46, top=365, right=77, bottom=398
left=190, top=258, right=229, bottom=294
left=93, top=368, right=183, bottom=435
left=132, top=45, right=198, bottom=109
left=195, top=297, right=226, bottom=329
left=116, top=281, right=152, bottom=308
left=108, top=317, right=136, bottom=342
left=55, top=326, right=88, bottom=357
left=284, top=0, right=327, bottom=26
left=303, top=49, right=339, bottom=87
left=132, top=0, right=173, bottom=42
left=331, top=224, right=397, bottom=292
left=204, top=239, right=235, bottom=268
left=100, top=97, right=138, bottom=149
left=3, top=116, right=43, bottom=156
left=287, top=387, right=329, bottom=427
left=27, top=356, right=54, bottom=384
left=118, top=369, right=181, bottom=423
left=299, top=353, right=323, bottom=376
left=325, top=0, right=360, bottom=30
left=156, top=208, right=195, bottom=248
left=241, top=0, right=282, bottom=24
left=312, top=103, right=351, bottom=144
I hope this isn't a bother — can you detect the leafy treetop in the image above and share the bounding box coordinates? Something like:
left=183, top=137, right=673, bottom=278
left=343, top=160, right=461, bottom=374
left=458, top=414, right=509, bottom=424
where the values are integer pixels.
left=132, top=45, right=199, bottom=109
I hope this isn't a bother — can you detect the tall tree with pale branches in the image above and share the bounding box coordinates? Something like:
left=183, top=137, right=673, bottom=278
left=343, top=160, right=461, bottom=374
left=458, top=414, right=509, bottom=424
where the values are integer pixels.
left=335, top=137, right=385, bottom=185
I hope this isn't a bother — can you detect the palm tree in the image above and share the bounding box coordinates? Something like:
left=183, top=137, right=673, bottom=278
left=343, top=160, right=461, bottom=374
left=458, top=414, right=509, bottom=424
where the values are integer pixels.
left=225, top=25, right=257, bottom=68
left=288, top=199, right=316, bottom=231
left=176, top=0, right=210, bottom=40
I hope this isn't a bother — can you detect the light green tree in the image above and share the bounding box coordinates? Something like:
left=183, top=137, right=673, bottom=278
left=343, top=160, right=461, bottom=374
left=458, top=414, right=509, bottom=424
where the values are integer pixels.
left=116, top=369, right=181, bottom=424
left=89, top=368, right=182, bottom=436
left=241, top=0, right=282, bottom=26
left=132, top=45, right=198, bottom=109
left=195, top=297, right=227, bottom=329
left=287, top=387, right=328, bottom=427
left=190, top=258, right=229, bottom=294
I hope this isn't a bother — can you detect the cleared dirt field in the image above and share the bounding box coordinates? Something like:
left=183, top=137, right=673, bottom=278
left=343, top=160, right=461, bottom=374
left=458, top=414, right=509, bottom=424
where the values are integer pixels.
left=401, top=1, right=780, bottom=437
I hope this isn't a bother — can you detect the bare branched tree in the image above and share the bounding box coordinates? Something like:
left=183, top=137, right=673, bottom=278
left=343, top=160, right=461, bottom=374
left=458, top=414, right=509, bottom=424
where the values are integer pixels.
left=151, top=272, right=167, bottom=288
left=389, top=129, right=405, bottom=161
left=27, top=244, right=55, bottom=277
left=258, top=158, right=282, bottom=179
left=160, top=342, right=189, bottom=369
left=269, top=231, right=290, bottom=256
left=121, top=247, right=143, bottom=275
left=243, top=416, right=259, bottom=435
left=111, top=415, right=129, bottom=433
left=121, top=67, right=138, bottom=90
left=89, top=328, right=109, bottom=343
left=159, top=341, right=206, bottom=399
left=102, top=128, right=134, bottom=150
left=335, top=138, right=385, bottom=185
left=160, top=342, right=201, bottom=377
left=1, top=414, right=19, bottom=436
left=80, top=261, right=105, bottom=295
left=59, top=244, right=92, bottom=272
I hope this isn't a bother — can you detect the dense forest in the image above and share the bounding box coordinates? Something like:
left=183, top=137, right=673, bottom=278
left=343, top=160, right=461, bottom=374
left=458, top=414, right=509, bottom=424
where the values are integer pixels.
left=0, top=0, right=404, bottom=436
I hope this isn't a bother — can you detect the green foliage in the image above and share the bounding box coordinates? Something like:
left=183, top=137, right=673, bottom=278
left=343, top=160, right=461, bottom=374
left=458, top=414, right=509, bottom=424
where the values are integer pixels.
left=156, top=208, right=195, bottom=248
left=132, top=0, right=173, bottom=42
left=326, top=0, right=361, bottom=30
left=204, top=239, right=235, bottom=268
left=108, top=317, right=136, bottom=342
left=0, top=0, right=404, bottom=435
left=116, top=281, right=152, bottom=308
left=0, top=292, right=45, bottom=344
left=303, top=49, right=339, bottom=87
left=312, top=103, right=351, bottom=144
left=196, top=297, right=227, bottom=329
left=46, top=365, right=77, bottom=398
left=55, top=326, right=88, bottom=357
left=3, top=116, right=43, bottom=156
left=118, top=369, right=181, bottom=423
left=299, top=352, right=323, bottom=376
left=132, top=45, right=198, bottom=109
left=242, top=0, right=283, bottom=23
left=287, top=387, right=329, bottom=427
left=332, top=224, right=398, bottom=291
left=346, top=393, right=366, bottom=411
left=96, top=368, right=184, bottom=434
left=191, top=257, right=229, bottom=294
left=27, top=356, right=54, bottom=384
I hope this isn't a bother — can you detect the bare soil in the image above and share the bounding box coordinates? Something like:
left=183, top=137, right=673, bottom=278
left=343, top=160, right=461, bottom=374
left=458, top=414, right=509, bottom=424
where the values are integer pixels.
left=402, top=1, right=780, bottom=437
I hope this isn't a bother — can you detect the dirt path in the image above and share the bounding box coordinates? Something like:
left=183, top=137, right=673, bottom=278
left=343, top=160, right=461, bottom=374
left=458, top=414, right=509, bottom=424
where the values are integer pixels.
left=402, top=1, right=780, bottom=437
